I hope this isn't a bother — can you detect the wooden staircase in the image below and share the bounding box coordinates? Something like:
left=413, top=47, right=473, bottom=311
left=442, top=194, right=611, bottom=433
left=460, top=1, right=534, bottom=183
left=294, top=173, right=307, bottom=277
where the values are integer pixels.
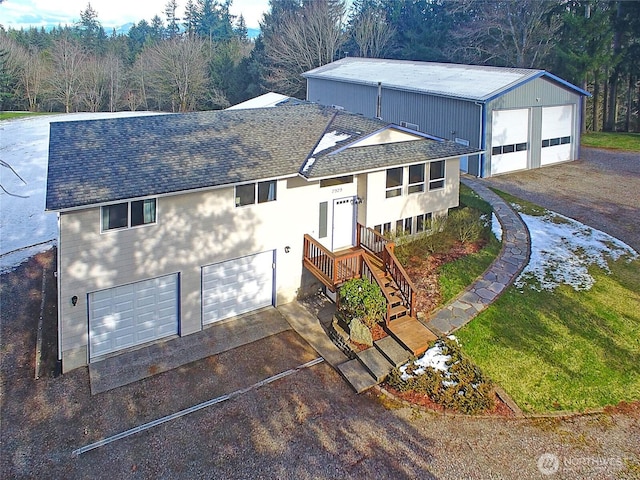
left=303, top=224, right=437, bottom=357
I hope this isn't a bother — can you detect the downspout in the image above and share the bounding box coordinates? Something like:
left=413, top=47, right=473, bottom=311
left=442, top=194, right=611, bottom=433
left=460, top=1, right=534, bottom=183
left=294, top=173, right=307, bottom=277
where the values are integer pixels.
left=376, top=82, right=382, bottom=119
left=475, top=101, right=486, bottom=178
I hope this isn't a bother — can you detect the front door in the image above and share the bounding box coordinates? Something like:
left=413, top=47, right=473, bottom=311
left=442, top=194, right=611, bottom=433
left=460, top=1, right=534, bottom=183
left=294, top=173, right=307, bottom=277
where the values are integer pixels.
left=332, top=197, right=355, bottom=251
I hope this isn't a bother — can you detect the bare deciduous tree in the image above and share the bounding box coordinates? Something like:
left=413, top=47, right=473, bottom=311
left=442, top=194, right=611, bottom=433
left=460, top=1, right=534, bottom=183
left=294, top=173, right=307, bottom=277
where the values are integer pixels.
left=144, top=37, right=210, bottom=112
left=104, top=52, right=124, bottom=112
left=264, top=0, right=346, bottom=97
left=352, top=9, right=395, bottom=58
left=79, top=55, right=108, bottom=112
left=0, top=36, right=49, bottom=111
left=48, top=35, right=86, bottom=112
left=453, top=0, right=561, bottom=68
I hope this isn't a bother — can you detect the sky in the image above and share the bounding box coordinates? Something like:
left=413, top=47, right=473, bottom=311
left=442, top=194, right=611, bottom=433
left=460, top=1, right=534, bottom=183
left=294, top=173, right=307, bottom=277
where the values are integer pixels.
left=0, top=0, right=270, bottom=30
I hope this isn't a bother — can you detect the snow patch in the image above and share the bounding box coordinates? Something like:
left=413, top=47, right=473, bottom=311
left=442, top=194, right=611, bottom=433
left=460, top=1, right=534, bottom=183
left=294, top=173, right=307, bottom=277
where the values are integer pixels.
left=400, top=336, right=458, bottom=381
left=516, top=211, right=637, bottom=292
left=312, top=131, right=351, bottom=155
left=491, top=212, right=502, bottom=242
left=301, top=157, right=315, bottom=173
left=0, top=111, right=165, bottom=273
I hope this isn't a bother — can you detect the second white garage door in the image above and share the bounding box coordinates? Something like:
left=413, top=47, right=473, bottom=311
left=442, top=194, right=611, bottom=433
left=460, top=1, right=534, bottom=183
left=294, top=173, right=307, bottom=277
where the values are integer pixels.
left=202, top=251, right=274, bottom=325
left=541, top=105, right=573, bottom=166
left=89, top=274, right=179, bottom=360
left=491, top=108, right=530, bottom=175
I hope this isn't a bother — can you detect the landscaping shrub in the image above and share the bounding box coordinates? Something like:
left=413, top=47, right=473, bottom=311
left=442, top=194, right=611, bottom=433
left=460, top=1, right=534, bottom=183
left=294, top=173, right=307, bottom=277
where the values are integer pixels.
left=338, top=278, right=386, bottom=329
left=387, top=337, right=495, bottom=414
left=445, top=207, right=486, bottom=244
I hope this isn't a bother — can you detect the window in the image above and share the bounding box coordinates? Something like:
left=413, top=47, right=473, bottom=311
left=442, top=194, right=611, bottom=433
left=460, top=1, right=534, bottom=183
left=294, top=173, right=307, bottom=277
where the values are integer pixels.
left=383, top=222, right=391, bottom=234
left=429, top=161, right=445, bottom=190
left=319, top=202, right=328, bottom=238
left=493, top=143, right=529, bottom=154
left=235, top=180, right=277, bottom=207
left=408, top=163, right=425, bottom=194
left=503, top=144, right=515, bottom=154
left=404, top=217, right=413, bottom=235
left=542, top=136, right=571, bottom=148
left=516, top=142, right=528, bottom=152
left=386, top=168, right=403, bottom=198
left=374, top=225, right=382, bottom=234
left=320, top=175, right=353, bottom=187
left=101, top=199, right=156, bottom=232
left=416, top=212, right=432, bottom=232
left=396, top=219, right=404, bottom=234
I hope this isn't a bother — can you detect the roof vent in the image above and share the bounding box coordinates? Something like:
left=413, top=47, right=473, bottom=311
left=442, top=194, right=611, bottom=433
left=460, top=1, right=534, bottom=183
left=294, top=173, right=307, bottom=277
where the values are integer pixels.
left=331, top=105, right=345, bottom=110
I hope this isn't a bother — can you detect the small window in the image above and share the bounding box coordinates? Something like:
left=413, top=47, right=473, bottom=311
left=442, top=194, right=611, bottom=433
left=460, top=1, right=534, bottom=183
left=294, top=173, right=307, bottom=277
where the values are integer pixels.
left=319, top=202, right=328, bottom=238
left=408, top=163, right=425, bottom=194
left=131, top=199, right=156, bottom=227
left=542, top=139, right=550, bottom=148
left=429, top=161, right=445, bottom=190
left=492, top=146, right=502, bottom=155
left=386, top=167, right=403, bottom=198
left=383, top=222, right=391, bottom=234
left=550, top=137, right=561, bottom=146
left=396, top=219, right=404, bottom=234
left=257, top=180, right=277, bottom=203
left=235, top=184, right=255, bottom=207
left=374, top=225, right=382, bottom=234
left=416, top=214, right=425, bottom=232
left=404, top=217, right=413, bottom=235
left=320, top=175, right=353, bottom=187
left=561, top=136, right=571, bottom=145
left=102, top=202, right=128, bottom=230
left=516, top=142, right=528, bottom=152
left=502, top=144, right=515, bottom=154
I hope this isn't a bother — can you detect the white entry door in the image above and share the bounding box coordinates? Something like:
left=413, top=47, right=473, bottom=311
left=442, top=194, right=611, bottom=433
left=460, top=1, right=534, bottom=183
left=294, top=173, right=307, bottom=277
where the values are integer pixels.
left=332, top=197, right=355, bottom=251
left=202, top=251, right=274, bottom=325
left=88, top=274, right=179, bottom=360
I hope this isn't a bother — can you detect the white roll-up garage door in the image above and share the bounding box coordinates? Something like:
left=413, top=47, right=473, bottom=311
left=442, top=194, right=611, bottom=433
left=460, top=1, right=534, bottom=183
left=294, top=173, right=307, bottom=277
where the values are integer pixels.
left=89, top=274, right=179, bottom=360
left=541, top=105, right=573, bottom=166
left=202, top=251, right=274, bottom=325
left=491, top=109, right=530, bottom=175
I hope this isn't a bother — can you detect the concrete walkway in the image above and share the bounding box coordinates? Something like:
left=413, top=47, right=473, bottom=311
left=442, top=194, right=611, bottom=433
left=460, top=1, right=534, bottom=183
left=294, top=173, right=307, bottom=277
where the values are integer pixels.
left=424, top=175, right=530, bottom=335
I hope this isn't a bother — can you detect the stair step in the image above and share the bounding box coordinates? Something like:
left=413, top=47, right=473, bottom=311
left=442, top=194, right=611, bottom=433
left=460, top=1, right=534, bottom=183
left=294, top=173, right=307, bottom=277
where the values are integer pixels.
left=337, top=359, right=377, bottom=393
left=389, top=304, right=408, bottom=318
left=387, top=316, right=437, bottom=356
left=375, top=336, right=411, bottom=367
left=356, top=347, right=393, bottom=382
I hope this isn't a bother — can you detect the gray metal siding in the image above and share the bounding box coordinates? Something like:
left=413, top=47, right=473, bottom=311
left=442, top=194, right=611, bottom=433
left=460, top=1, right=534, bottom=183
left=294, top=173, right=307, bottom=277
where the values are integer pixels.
left=484, top=77, right=583, bottom=177
left=307, top=78, right=378, bottom=118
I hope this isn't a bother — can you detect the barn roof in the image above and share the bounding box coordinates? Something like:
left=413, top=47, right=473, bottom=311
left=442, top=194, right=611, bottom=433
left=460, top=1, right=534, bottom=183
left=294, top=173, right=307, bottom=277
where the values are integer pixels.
left=303, top=58, right=590, bottom=102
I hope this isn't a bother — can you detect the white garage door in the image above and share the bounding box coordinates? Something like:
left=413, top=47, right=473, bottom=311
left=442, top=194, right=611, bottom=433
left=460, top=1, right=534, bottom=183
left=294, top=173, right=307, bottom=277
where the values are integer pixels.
left=541, top=105, right=573, bottom=166
left=491, top=109, right=530, bottom=175
left=202, top=251, right=274, bottom=325
left=89, top=274, right=179, bottom=360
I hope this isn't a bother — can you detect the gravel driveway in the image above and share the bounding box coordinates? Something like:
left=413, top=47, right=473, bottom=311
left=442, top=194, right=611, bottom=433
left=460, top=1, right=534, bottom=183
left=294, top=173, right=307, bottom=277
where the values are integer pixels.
left=2, top=251, right=639, bottom=479
left=483, top=147, right=640, bottom=252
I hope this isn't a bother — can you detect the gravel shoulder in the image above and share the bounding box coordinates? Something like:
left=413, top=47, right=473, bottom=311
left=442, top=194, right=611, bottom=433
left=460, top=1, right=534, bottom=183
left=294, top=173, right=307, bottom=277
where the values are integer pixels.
left=2, top=250, right=639, bottom=479
left=483, top=147, right=640, bottom=252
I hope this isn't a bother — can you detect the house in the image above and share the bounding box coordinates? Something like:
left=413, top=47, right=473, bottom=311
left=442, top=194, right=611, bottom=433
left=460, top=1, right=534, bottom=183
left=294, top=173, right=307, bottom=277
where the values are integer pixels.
left=45, top=103, right=479, bottom=373
left=303, top=57, right=591, bottom=178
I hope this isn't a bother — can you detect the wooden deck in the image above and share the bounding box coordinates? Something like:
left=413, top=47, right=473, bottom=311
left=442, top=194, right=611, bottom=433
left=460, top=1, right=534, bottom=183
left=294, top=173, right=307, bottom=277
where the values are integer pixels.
left=387, top=316, right=437, bottom=356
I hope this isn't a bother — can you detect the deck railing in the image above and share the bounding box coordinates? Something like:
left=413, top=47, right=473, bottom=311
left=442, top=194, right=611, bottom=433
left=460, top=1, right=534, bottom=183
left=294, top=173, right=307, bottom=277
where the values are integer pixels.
left=303, top=224, right=417, bottom=319
left=383, top=244, right=417, bottom=318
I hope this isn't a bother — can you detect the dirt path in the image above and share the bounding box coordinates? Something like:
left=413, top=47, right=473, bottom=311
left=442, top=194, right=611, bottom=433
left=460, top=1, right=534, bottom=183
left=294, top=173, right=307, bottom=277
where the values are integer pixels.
left=2, top=251, right=639, bottom=479
left=483, top=147, right=640, bottom=252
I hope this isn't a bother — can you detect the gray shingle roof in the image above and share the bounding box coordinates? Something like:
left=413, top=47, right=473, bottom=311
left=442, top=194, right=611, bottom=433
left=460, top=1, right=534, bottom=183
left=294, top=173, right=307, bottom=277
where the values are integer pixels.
left=46, top=103, right=481, bottom=211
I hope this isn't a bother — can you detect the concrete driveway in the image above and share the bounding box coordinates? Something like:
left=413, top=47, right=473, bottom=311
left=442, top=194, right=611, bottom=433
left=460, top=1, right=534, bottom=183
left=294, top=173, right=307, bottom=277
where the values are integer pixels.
left=2, top=250, right=639, bottom=479
left=483, top=147, right=640, bottom=252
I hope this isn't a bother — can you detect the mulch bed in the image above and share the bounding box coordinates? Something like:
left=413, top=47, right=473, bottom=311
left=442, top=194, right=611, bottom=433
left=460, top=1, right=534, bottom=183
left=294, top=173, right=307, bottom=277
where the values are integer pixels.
left=404, top=240, right=486, bottom=314
left=383, top=384, right=515, bottom=417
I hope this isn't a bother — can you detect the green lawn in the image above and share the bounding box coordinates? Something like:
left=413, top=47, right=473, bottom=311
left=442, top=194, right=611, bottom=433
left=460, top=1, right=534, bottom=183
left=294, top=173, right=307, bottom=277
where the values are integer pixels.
left=582, top=131, right=640, bottom=152
left=456, top=195, right=640, bottom=413
left=0, top=111, right=52, bottom=121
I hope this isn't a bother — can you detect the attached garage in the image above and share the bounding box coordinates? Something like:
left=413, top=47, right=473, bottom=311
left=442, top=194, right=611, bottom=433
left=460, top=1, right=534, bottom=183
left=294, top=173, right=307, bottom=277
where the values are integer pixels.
left=541, top=105, right=573, bottom=166
left=202, top=250, right=274, bottom=325
left=88, top=274, right=179, bottom=360
left=491, top=109, right=530, bottom=175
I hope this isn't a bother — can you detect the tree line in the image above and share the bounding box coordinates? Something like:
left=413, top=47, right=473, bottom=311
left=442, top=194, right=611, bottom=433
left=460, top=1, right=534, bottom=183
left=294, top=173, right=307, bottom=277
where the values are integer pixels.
left=1, top=0, right=638, bottom=132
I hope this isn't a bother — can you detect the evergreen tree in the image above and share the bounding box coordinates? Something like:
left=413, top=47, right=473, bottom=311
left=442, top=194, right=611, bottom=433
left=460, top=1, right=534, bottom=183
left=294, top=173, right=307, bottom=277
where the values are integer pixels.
left=165, top=0, right=181, bottom=38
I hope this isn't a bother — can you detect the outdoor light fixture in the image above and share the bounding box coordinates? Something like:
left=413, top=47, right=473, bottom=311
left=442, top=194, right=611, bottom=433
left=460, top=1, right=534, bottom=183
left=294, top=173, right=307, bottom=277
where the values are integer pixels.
left=284, top=246, right=291, bottom=253
left=71, top=295, right=78, bottom=306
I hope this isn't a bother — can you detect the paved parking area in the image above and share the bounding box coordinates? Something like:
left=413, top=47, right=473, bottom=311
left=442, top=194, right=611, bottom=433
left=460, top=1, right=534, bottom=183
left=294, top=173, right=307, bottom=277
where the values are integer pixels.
left=2, top=250, right=639, bottom=479
left=484, top=147, right=640, bottom=252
